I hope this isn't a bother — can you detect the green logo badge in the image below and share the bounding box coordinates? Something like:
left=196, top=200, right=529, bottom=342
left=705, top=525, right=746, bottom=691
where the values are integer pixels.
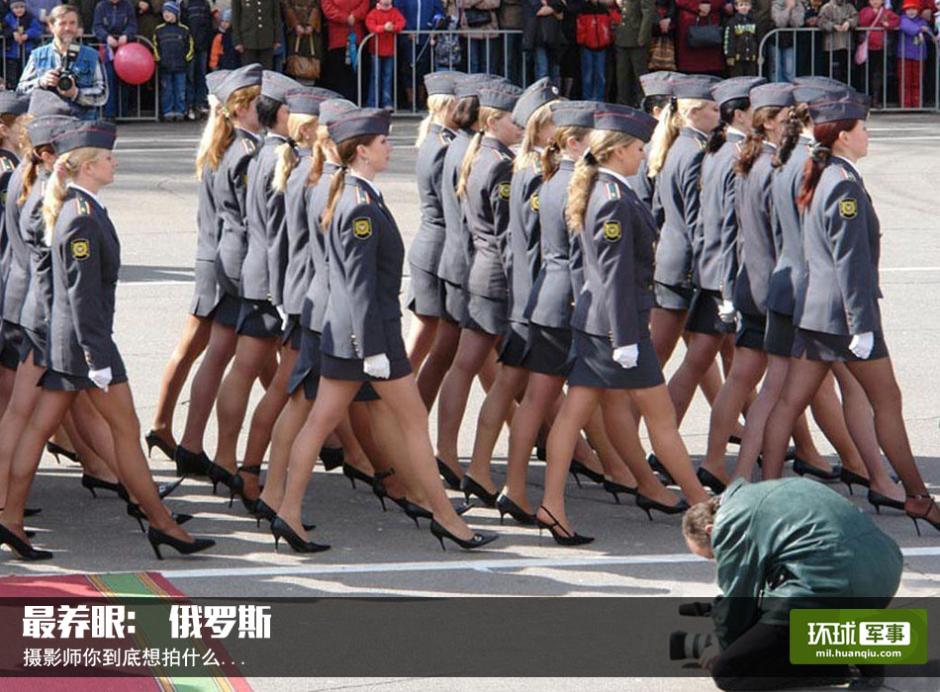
left=790, top=609, right=927, bottom=665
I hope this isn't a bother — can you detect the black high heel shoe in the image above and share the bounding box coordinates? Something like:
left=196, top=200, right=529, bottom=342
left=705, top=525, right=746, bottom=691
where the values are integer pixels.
left=460, top=475, right=498, bottom=508
left=145, top=430, right=177, bottom=460
left=46, top=441, right=79, bottom=464
left=840, top=468, right=870, bottom=496
left=115, top=477, right=184, bottom=504
left=603, top=480, right=638, bottom=505
left=207, top=463, right=244, bottom=507
left=126, top=503, right=193, bottom=533
left=174, top=445, right=212, bottom=477
left=792, top=458, right=841, bottom=482
left=435, top=457, right=462, bottom=490
left=252, top=499, right=315, bottom=531
left=569, top=460, right=604, bottom=488
left=728, top=434, right=742, bottom=446
left=271, top=517, right=330, bottom=553
left=0, top=523, right=52, bottom=560
left=536, top=444, right=547, bottom=461
left=867, top=490, right=905, bottom=514
left=320, top=446, right=344, bottom=471
left=81, top=473, right=124, bottom=498
left=647, top=453, right=675, bottom=486
left=696, top=467, right=727, bottom=494
left=495, top=494, right=535, bottom=525
left=371, top=469, right=397, bottom=511
left=342, top=462, right=373, bottom=489
left=395, top=498, right=471, bottom=528
left=147, top=526, right=215, bottom=560
left=635, top=493, right=690, bottom=521
left=235, top=465, right=264, bottom=514
left=535, top=505, right=593, bottom=546
left=429, top=519, right=499, bottom=551
left=906, top=494, right=940, bottom=536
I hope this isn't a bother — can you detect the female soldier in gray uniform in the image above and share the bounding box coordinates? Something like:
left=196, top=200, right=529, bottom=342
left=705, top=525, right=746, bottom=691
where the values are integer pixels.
left=762, top=90, right=940, bottom=535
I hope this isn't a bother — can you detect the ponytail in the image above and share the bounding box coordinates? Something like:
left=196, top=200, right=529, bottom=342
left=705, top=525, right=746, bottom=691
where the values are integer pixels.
left=646, top=100, right=681, bottom=177
left=195, top=94, right=221, bottom=179
left=201, top=85, right=261, bottom=175
left=320, top=133, right=378, bottom=229
left=705, top=121, right=727, bottom=155
left=772, top=103, right=810, bottom=169
left=19, top=145, right=50, bottom=205
left=273, top=113, right=318, bottom=193
left=566, top=129, right=635, bottom=233
left=416, top=93, right=456, bottom=147
left=456, top=131, right=483, bottom=198
left=514, top=101, right=556, bottom=173
left=541, top=124, right=592, bottom=182
left=734, top=107, right=783, bottom=177
left=797, top=119, right=858, bottom=211
left=42, top=147, right=105, bottom=245
left=540, top=141, right=561, bottom=181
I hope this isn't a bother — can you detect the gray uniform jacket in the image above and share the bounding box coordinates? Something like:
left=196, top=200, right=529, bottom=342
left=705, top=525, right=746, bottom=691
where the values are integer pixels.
left=696, top=132, right=743, bottom=293
left=191, top=165, right=221, bottom=315
left=526, top=158, right=575, bottom=329
left=507, top=159, right=543, bottom=324
left=653, top=128, right=707, bottom=288
left=572, top=172, right=657, bottom=347
left=409, top=123, right=454, bottom=274
left=733, top=143, right=777, bottom=317
left=437, top=128, right=474, bottom=286
left=49, top=188, right=121, bottom=376
left=1, top=160, right=27, bottom=324
left=18, top=170, right=51, bottom=338
left=283, top=151, right=313, bottom=317
left=242, top=133, right=291, bottom=304
left=463, top=136, right=514, bottom=300
left=302, top=161, right=339, bottom=334
left=321, top=176, right=404, bottom=360
left=795, top=159, right=881, bottom=336
left=766, top=136, right=810, bottom=316
left=629, top=158, right=660, bottom=225
left=214, top=128, right=260, bottom=297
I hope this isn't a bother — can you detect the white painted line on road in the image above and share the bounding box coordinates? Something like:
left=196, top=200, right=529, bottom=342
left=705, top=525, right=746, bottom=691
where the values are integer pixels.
left=881, top=267, right=940, bottom=273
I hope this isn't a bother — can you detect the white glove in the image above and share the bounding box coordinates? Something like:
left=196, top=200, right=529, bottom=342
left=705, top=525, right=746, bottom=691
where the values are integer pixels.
left=275, top=305, right=287, bottom=324
left=849, top=332, right=874, bottom=359
left=718, top=300, right=737, bottom=324
left=88, top=367, right=112, bottom=391
left=612, top=344, right=639, bottom=369
left=363, top=353, right=391, bottom=379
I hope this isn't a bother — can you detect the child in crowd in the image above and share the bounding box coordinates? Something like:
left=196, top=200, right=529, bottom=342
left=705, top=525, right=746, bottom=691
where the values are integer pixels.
left=182, top=0, right=215, bottom=119
left=153, top=1, right=194, bottom=121
left=858, top=0, right=899, bottom=108
left=209, top=8, right=240, bottom=70
left=365, top=0, right=406, bottom=108
left=724, top=0, right=759, bottom=76
left=3, top=0, right=42, bottom=87
left=898, top=0, right=936, bottom=107
left=817, top=0, right=858, bottom=83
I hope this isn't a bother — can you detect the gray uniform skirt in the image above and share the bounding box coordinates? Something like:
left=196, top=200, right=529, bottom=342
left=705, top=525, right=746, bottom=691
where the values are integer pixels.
left=19, top=329, right=46, bottom=369
left=567, top=329, right=665, bottom=390
left=497, top=321, right=529, bottom=367
left=654, top=281, right=694, bottom=311
left=764, top=309, right=797, bottom=358
left=320, top=318, right=412, bottom=384
left=41, top=353, right=129, bottom=392
left=686, top=289, right=735, bottom=336
left=466, top=293, right=508, bottom=337
left=735, top=312, right=767, bottom=351
left=236, top=298, right=283, bottom=339
left=0, top=320, right=23, bottom=371
left=793, top=328, right=889, bottom=363
left=189, top=259, right=220, bottom=318
left=442, top=279, right=469, bottom=326
left=522, top=323, right=574, bottom=377
left=212, top=293, right=242, bottom=328
left=406, top=263, right=445, bottom=319
left=288, top=328, right=380, bottom=401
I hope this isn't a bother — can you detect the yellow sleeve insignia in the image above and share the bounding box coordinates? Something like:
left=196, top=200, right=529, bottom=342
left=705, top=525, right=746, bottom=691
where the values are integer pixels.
left=603, top=221, right=622, bottom=243
left=530, top=193, right=539, bottom=212
left=352, top=217, right=373, bottom=240
left=839, top=199, right=857, bottom=219
left=498, top=182, right=511, bottom=200
left=71, top=238, right=90, bottom=260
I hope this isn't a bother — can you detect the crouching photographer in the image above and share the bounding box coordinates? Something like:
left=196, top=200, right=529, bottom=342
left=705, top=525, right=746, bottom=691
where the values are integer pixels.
left=681, top=477, right=903, bottom=690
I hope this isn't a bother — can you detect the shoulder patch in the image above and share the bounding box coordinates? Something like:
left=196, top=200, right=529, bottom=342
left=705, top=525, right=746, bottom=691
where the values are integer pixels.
left=498, top=182, right=511, bottom=200
left=603, top=220, right=622, bottom=243
left=352, top=217, right=373, bottom=240
left=838, top=199, right=857, bottom=219
left=70, top=238, right=90, bottom=260
left=530, top=193, right=539, bottom=212
left=242, top=138, right=256, bottom=155
left=606, top=182, right=621, bottom=200
left=75, top=197, right=91, bottom=215
left=355, top=186, right=371, bottom=205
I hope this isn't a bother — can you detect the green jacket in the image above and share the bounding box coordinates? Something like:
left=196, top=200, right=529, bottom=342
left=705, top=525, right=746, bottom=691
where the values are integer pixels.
left=614, top=0, right=655, bottom=48
left=711, top=478, right=902, bottom=649
left=231, top=0, right=284, bottom=50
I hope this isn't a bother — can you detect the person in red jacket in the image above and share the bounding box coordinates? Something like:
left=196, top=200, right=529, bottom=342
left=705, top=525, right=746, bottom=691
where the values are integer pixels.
left=321, top=0, right=368, bottom=99
left=858, top=0, right=899, bottom=107
left=675, top=0, right=725, bottom=74
left=365, top=0, right=406, bottom=107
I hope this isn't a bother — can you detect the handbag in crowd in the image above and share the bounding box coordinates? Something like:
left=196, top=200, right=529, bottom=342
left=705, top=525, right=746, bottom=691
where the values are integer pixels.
left=855, top=7, right=883, bottom=65
left=287, top=35, right=320, bottom=80
left=464, top=8, right=492, bottom=27
left=648, top=35, right=677, bottom=69
left=686, top=17, right=722, bottom=49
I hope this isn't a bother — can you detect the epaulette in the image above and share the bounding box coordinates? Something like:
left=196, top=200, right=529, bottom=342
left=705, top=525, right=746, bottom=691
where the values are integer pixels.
left=496, top=149, right=512, bottom=162
left=533, top=158, right=542, bottom=174
left=355, top=185, right=371, bottom=205
left=606, top=182, right=621, bottom=200
left=242, top=137, right=256, bottom=155
left=839, top=167, right=857, bottom=183
left=0, top=157, right=14, bottom=173
left=75, top=196, right=91, bottom=216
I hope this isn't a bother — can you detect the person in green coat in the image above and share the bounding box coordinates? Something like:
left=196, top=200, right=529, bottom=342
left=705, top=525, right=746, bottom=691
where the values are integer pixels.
left=683, top=477, right=902, bottom=689
left=614, top=0, right=655, bottom=107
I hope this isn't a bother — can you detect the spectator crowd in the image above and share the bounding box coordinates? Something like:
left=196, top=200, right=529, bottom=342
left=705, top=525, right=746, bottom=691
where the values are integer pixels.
left=1, top=0, right=937, bottom=117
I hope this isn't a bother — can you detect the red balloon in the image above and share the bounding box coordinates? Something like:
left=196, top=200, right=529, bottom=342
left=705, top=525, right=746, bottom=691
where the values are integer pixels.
left=113, top=43, right=155, bottom=86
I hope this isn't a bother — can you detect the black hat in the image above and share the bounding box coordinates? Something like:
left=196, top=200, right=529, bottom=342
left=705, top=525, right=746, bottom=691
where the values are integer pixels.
left=749, top=82, right=795, bottom=111
left=710, top=76, right=767, bottom=106
left=550, top=100, right=596, bottom=128
left=28, top=89, right=71, bottom=117
left=0, top=91, right=28, bottom=116
left=262, top=70, right=301, bottom=104
left=285, top=87, right=340, bottom=116
left=594, top=104, right=658, bottom=143
left=217, top=63, right=263, bottom=104
left=479, top=83, right=523, bottom=112
left=455, top=73, right=506, bottom=99
left=672, top=74, right=721, bottom=100
left=328, top=107, right=391, bottom=144
left=807, top=90, right=870, bottom=124
left=640, top=71, right=681, bottom=98
left=205, top=70, right=231, bottom=99
left=319, top=98, right=359, bottom=127
left=511, top=77, right=561, bottom=128
left=27, top=115, right=79, bottom=148
left=425, top=71, right=463, bottom=96
left=51, top=121, right=117, bottom=154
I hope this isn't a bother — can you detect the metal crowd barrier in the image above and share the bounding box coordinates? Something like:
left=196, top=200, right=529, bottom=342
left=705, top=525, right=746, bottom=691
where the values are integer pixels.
left=758, top=26, right=940, bottom=112
left=355, top=29, right=527, bottom=112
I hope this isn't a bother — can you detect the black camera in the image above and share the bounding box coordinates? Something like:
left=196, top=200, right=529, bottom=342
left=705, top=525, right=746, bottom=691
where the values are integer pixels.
left=669, top=601, right=716, bottom=661
left=54, top=43, right=81, bottom=94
